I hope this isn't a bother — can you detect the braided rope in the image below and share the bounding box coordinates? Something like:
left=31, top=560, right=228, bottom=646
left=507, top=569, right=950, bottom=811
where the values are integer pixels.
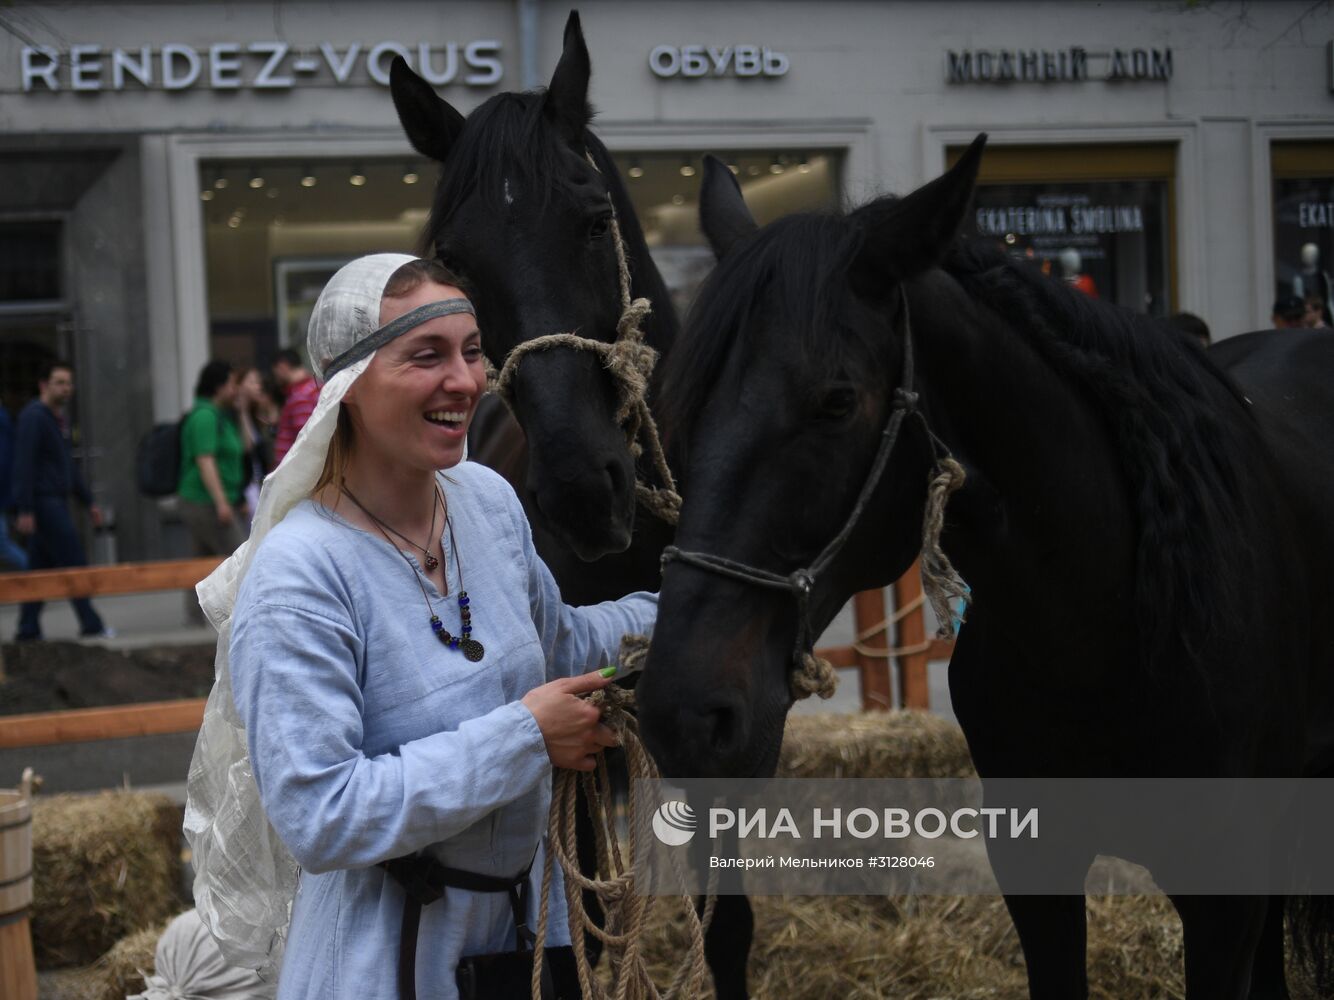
left=920, top=456, right=970, bottom=639
left=486, top=156, right=683, bottom=526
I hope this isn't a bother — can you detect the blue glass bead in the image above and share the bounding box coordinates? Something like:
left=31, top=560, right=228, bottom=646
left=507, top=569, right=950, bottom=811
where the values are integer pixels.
left=459, top=597, right=470, bottom=607
left=449, top=638, right=460, bottom=649
left=430, top=617, right=444, bottom=632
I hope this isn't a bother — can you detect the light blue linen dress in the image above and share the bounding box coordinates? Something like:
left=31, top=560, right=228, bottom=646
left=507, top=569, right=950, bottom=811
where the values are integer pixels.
left=229, top=461, right=657, bottom=999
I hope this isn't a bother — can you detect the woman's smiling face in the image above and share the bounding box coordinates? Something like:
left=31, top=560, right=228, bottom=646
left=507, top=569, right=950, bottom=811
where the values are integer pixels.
left=343, top=280, right=487, bottom=473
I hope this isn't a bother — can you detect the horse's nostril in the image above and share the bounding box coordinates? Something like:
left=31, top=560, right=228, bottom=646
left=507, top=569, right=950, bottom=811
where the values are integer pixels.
left=707, top=703, right=737, bottom=755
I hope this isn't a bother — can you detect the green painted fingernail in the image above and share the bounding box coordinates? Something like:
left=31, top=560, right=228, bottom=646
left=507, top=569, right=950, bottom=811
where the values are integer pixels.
left=600, top=665, right=618, bottom=678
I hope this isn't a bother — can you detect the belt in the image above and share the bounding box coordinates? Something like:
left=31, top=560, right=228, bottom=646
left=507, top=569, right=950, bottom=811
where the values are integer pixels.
left=380, top=852, right=536, bottom=1000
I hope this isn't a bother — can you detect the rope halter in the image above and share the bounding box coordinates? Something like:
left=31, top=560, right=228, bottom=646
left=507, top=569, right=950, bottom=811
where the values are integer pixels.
left=486, top=153, right=682, bottom=525
left=659, top=295, right=971, bottom=702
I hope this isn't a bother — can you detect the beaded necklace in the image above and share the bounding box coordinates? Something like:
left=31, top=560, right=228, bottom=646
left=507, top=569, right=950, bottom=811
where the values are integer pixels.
left=341, top=482, right=485, bottom=662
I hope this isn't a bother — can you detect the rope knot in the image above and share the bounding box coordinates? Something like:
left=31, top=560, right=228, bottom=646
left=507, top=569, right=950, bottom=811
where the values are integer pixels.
left=790, top=651, right=838, bottom=701
left=616, top=296, right=653, bottom=341
left=893, top=387, right=920, bottom=411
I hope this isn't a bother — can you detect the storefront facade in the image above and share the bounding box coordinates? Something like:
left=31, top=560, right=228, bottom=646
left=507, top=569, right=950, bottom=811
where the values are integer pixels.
left=2, top=0, right=1331, bottom=559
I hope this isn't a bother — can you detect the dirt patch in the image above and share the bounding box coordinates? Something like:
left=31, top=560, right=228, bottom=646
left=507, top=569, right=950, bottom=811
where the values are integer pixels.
left=0, top=642, right=215, bottom=715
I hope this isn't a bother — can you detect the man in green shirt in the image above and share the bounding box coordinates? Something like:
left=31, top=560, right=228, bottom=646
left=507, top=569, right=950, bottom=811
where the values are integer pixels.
left=178, top=360, right=246, bottom=621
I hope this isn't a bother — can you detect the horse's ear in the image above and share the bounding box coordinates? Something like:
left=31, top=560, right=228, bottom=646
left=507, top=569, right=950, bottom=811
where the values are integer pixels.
left=851, top=133, right=986, bottom=292
left=545, top=11, right=592, bottom=143
left=699, top=155, right=758, bottom=259
left=390, top=57, right=466, bottom=163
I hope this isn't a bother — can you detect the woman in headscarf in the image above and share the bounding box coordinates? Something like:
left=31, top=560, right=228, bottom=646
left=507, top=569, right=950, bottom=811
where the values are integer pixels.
left=184, top=254, right=654, bottom=1000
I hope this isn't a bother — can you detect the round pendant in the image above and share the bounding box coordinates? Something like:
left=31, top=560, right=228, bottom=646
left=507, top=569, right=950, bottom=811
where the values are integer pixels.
left=461, top=638, right=485, bottom=662
left=425, top=554, right=439, bottom=571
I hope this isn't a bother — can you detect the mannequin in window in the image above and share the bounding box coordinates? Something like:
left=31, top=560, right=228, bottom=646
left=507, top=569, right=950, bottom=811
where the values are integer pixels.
left=1291, top=242, right=1333, bottom=326
left=1058, top=247, right=1099, bottom=298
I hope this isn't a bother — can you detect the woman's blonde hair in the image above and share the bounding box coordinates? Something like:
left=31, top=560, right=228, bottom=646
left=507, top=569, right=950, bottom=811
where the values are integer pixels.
left=311, top=259, right=473, bottom=496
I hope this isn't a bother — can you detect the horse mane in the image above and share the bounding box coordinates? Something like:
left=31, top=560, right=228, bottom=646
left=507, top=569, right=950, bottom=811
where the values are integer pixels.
left=661, top=212, right=880, bottom=458
left=944, top=241, right=1259, bottom=667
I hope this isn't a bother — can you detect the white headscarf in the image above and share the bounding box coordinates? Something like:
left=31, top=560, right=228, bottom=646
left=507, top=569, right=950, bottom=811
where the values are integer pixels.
left=183, top=253, right=475, bottom=975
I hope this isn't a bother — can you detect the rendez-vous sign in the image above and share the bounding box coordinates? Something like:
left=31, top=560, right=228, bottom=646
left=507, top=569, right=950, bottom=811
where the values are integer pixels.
left=19, top=40, right=502, bottom=92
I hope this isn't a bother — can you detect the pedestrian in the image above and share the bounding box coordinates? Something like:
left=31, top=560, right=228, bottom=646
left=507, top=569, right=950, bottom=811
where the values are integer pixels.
left=1302, top=294, right=1329, bottom=329
left=177, top=360, right=246, bottom=622
left=1167, top=311, right=1211, bottom=349
left=0, top=404, right=29, bottom=571
left=235, top=367, right=277, bottom=520
left=11, top=361, right=110, bottom=639
left=186, top=255, right=655, bottom=998
left=1271, top=295, right=1306, bottom=329
left=271, top=347, right=320, bottom=466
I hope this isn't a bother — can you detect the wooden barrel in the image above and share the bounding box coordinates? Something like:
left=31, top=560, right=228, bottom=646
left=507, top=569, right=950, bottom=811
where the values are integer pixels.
left=0, top=778, right=37, bottom=1000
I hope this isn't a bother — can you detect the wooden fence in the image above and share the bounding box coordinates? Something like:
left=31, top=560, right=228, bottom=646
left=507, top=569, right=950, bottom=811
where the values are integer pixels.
left=0, top=557, right=952, bottom=750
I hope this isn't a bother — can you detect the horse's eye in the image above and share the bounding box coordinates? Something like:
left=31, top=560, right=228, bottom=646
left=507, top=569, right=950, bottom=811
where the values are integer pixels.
left=588, top=213, right=612, bottom=241
left=819, top=387, right=858, bottom=420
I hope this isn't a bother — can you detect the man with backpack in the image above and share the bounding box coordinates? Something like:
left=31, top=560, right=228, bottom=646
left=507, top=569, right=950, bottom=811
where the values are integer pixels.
left=178, top=360, right=247, bottom=623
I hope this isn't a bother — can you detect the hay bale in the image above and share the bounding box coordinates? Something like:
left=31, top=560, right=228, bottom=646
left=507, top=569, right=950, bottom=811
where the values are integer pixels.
left=79, top=921, right=166, bottom=1000
left=637, top=894, right=1196, bottom=999
left=779, top=711, right=974, bottom=779
left=31, top=791, right=185, bottom=968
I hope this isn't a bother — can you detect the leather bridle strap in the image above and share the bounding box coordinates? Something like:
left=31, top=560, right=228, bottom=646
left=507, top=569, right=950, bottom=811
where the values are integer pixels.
left=660, top=295, right=930, bottom=670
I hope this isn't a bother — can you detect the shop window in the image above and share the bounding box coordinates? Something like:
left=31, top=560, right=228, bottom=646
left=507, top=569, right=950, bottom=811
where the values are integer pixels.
left=199, top=158, right=432, bottom=367
left=948, top=144, right=1176, bottom=317
left=0, top=219, right=63, bottom=303
left=1272, top=141, right=1334, bottom=326
left=611, top=151, right=841, bottom=318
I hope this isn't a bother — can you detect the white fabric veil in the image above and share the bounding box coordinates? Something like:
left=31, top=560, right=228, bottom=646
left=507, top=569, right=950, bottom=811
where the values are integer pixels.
left=183, top=253, right=471, bottom=975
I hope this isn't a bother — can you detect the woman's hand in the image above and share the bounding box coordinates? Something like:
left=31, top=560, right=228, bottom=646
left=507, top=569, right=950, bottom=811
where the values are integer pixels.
left=522, top=670, right=620, bottom=771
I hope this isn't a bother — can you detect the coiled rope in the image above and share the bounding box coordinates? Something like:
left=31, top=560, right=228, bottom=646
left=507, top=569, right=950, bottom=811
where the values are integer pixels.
left=532, top=637, right=714, bottom=1000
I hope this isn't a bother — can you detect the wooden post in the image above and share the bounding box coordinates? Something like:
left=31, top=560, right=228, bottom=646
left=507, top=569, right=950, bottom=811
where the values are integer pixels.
left=852, top=589, right=894, bottom=711
left=893, top=561, right=932, bottom=710
left=0, top=773, right=36, bottom=1000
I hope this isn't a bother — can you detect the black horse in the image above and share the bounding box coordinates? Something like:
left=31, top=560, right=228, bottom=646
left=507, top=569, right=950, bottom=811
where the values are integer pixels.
left=390, top=14, right=754, bottom=997
left=390, top=13, right=675, bottom=606
left=638, top=139, right=1334, bottom=999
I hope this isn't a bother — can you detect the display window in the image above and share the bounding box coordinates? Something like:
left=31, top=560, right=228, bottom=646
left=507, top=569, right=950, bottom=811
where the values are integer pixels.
left=200, top=157, right=432, bottom=366
left=947, top=144, right=1176, bottom=317
left=199, top=151, right=839, bottom=366
left=1271, top=141, right=1334, bottom=327
left=610, top=151, right=841, bottom=317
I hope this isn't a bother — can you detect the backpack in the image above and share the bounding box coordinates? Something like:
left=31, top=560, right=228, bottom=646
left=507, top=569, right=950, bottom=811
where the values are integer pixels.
left=136, top=420, right=183, bottom=497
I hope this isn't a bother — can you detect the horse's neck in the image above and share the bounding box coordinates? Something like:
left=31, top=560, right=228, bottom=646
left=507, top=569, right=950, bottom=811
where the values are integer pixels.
left=906, top=272, right=1135, bottom=620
